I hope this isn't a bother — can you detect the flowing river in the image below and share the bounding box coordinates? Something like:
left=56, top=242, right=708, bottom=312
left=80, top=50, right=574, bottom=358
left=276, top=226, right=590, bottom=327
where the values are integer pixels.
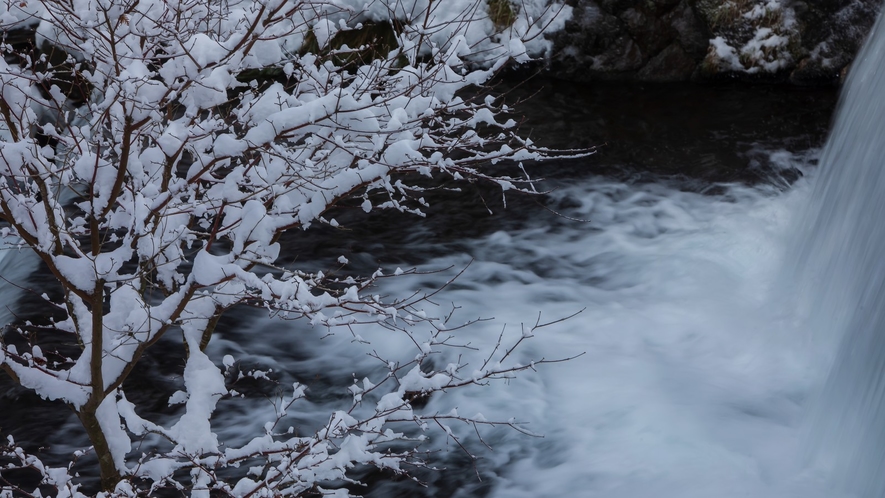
left=5, top=35, right=882, bottom=496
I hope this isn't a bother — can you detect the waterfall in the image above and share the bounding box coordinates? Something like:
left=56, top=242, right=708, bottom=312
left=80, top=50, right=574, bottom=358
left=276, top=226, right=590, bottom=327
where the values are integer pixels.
left=791, top=9, right=885, bottom=498
left=0, top=242, right=37, bottom=329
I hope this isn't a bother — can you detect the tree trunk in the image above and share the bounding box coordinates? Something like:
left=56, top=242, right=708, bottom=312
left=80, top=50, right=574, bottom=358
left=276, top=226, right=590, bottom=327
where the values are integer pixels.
left=79, top=407, right=122, bottom=492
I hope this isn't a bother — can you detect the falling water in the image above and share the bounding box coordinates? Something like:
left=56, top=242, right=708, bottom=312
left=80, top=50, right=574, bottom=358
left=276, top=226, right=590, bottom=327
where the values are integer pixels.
left=0, top=242, right=36, bottom=328
left=790, top=9, right=885, bottom=498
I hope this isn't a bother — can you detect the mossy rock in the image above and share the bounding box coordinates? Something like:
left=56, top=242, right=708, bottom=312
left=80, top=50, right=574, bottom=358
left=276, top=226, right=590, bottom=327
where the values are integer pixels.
left=488, top=0, right=517, bottom=31
left=236, top=21, right=402, bottom=85
left=301, top=21, right=400, bottom=65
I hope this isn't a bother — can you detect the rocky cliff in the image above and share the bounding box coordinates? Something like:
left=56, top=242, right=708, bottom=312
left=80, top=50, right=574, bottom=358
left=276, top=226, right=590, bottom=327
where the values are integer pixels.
left=545, top=0, right=881, bottom=83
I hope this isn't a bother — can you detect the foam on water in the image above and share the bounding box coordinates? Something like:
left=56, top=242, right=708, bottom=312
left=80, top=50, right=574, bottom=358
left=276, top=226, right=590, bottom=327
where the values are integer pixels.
left=467, top=175, right=830, bottom=497
left=415, top=175, right=836, bottom=497
left=207, top=159, right=844, bottom=496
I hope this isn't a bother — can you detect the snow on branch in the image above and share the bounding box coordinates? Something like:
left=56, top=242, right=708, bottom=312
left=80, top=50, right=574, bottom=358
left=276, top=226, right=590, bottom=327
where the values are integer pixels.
left=0, top=0, right=585, bottom=495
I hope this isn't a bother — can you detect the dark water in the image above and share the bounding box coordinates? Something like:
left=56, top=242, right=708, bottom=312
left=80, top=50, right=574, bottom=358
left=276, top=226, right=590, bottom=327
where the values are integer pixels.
left=500, top=79, right=836, bottom=183
left=0, top=79, right=838, bottom=495
left=278, top=80, right=838, bottom=271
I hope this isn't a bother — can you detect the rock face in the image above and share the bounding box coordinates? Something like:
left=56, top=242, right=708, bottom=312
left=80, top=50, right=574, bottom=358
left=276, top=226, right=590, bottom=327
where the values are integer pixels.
left=546, top=0, right=881, bottom=84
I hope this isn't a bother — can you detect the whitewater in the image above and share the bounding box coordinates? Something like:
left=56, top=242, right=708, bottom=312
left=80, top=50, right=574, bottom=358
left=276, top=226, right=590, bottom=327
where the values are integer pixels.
left=202, top=153, right=842, bottom=497
left=349, top=170, right=838, bottom=497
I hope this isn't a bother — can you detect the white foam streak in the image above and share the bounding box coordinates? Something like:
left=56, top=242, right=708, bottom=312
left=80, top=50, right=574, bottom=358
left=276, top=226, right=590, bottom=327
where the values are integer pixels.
left=442, top=178, right=836, bottom=497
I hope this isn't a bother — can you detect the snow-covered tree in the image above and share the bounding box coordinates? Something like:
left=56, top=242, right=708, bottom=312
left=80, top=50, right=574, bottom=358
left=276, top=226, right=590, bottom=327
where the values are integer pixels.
left=0, top=0, right=575, bottom=495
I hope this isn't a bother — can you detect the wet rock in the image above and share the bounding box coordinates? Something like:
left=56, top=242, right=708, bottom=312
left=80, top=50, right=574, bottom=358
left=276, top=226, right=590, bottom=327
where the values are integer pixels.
left=638, top=42, right=697, bottom=81
left=666, top=0, right=711, bottom=57
left=620, top=6, right=675, bottom=56
left=548, top=3, right=647, bottom=79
